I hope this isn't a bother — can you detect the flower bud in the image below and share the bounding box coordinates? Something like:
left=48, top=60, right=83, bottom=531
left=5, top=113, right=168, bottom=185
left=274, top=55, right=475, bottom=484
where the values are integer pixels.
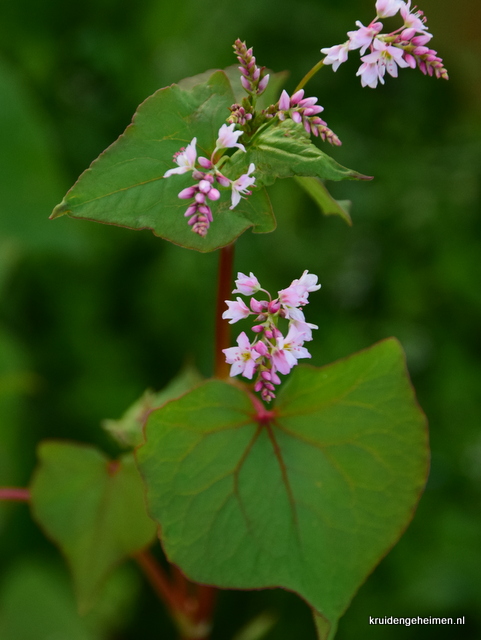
left=178, top=186, right=197, bottom=199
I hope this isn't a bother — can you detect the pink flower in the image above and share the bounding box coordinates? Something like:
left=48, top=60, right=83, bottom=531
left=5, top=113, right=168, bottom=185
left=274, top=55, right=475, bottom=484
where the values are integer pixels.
left=230, top=163, right=256, bottom=209
left=215, top=123, right=246, bottom=153
left=321, top=43, right=350, bottom=71
left=164, top=138, right=197, bottom=177
left=295, top=270, right=322, bottom=295
left=223, top=332, right=261, bottom=379
left=233, top=272, right=261, bottom=296
left=348, top=21, right=383, bottom=55
left=400, top=1, right=428, bottom=33
left=271, top=326, right=311, bottom=375
left=222, top=297, right=251, bottom=324
left=375, top=0, right=404, bottom=18
left=289, top=318, right=319, bottom=342
left=357, top=39, right=410, bottom=87
left=278, top=284, right=305, bottom=310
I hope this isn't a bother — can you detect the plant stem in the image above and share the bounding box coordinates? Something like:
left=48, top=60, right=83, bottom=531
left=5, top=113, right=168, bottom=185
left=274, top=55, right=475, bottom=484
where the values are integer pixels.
left=215, top=243, right=235, bottom=379
left=134, top=549, right=183, bottom=614
left=0, top=487, right=31, bottom=502
left=294, top=59, right=325, bottom=93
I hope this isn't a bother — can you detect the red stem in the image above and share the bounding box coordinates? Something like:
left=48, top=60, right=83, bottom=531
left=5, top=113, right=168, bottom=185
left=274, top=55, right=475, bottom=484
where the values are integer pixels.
left=134, top=549, right=183, bottom=614
left=215, top=243, right=235, bottom=379
left=195, top=584, right=217, bottom=625
left=0, top=487, right=31, bottom=502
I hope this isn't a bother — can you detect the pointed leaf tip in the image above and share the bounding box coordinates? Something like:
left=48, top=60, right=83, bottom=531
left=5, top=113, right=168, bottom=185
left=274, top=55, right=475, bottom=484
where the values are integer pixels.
left=50, top=200, right=71, bottom=219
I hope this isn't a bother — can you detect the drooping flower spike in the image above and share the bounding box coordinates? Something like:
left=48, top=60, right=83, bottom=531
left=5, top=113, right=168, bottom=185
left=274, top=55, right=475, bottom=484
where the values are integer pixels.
left=276, top=89, right=341, bottom=146
left=163, top=123, right=256, bottom=237
left=223, top=271, right=320, bottom=403
left=321, top=0, right=448, bottom=88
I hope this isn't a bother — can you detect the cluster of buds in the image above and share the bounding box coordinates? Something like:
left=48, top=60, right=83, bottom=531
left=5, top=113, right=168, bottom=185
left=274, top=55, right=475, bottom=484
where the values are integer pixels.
left=227, top=103, right=253, bottom=126
left=277, top=89, right=341, bottom=146
left=163, top=124, right=256, bottom=237
left=321, top=0, right=448, bottom=88
left=234, top=39, right=270, bottom=96
left=222, top=271, right=320, bottom=402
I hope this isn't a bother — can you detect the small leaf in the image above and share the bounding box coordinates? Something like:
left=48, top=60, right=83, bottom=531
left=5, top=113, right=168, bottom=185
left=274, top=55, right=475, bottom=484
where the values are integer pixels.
left=225, top=119, right=371, bottom=188
left=294, top=176, right=352, bottom=225
left=136, top=339, right=428, bottom=636
left=30, top=442, right=156, bottom=612
left=0, top=558, right=140, bottom=640
left=102, top=365, right=204, bottom=448
left=51, top=71, right=275, bottom=252
left=232, top=612, right=278, bottom=640
left=313, top=612, right=337, bottom=640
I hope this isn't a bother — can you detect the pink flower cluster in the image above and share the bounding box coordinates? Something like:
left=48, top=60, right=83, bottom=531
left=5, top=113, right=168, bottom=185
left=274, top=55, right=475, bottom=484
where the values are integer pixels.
left=277, top=89, right=341, bottom=146
left=163, top=124, right=256, bottom=237
left=222, top=271, right=320, bottom=402
left=321, top=0, right=448, bottom=89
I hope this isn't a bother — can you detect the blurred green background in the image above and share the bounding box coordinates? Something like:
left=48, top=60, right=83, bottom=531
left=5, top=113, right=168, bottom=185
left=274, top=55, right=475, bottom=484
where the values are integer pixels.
left=0, top=0, right=480, bottom=638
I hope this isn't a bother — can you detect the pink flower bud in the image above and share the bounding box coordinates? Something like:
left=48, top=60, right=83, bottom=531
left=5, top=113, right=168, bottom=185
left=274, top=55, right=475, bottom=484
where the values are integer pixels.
left=257, top=74, right=269, bottom=94
left=252, top=68, right=260, bottom=80
left=411, top=34, right=433, bottom=46
left=184, top=205, right=197, bottom=217
left=290, top=89, right=305, bottom=105
left=207, top=188, right=221, bottom=201
left=404, top=53, right=416, bottom=68
left=279, top=90, right=291, bottom=111
left=253, top=341, right=268, bottom=356
left=291, top=111, right=302, bottom=124
left=178, top=186, right=197, bottom=199
left=261, top=370, right=271, bottom=381
left=216, top=174, right=230, bottom=187
left=271, top=371, right=281, bottom=385
left=250, top=298, right=265, bottom=313
left=195, top=192, right=205, bottom=204
left=198, top=156, right=213, bottom=169
left=298, top=96, right=318, bottom=107
left=241, top=76, right=251, bottom=91
left=192, top=170, right=204, bottom=180
left=265, top=329, right=273, bottom=339
left=252, top=324, right=264, bottom=333
left=198, top=180, right=212, bottom=194
left=413, top=46, right=430, bottom=55
left=254, top=380, right=263, bottom=392
left=401, top=27, right=416, bottom=41
left=268, top=300, right=281, bottom=314
left=303, top=105, right=324, bottom=116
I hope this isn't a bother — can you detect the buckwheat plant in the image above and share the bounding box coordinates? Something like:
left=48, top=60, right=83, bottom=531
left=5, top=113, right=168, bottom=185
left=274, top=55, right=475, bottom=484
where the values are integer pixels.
left=1, top=2, right=445, bottom=639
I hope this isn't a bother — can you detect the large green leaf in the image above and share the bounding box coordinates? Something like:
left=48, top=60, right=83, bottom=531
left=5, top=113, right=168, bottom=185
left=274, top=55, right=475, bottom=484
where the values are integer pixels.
left=51, top=71, right=275, bottom=252
left=136, top=339, right=428, bottom=635
left=30, top=443, right=156, bottom=612
left=226, top=119, right=371, bottom=188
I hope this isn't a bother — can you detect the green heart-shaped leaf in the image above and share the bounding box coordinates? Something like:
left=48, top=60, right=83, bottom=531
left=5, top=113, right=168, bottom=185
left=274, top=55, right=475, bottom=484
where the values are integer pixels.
left=51, top=71, right=275, bottom=252
left=30, top=442, right=156, bottom=612
left=136, top=338, right=428, bottom=635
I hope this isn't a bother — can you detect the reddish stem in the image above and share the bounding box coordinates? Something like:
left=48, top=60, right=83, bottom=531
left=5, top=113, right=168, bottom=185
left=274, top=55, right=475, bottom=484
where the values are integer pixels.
left=195, top=584, right=217, bottom=625
left=215, top=243, right=235, bottom=379
left=0, top=487, right=31, bottom=502
left=134, top=549, right=183, bottom=614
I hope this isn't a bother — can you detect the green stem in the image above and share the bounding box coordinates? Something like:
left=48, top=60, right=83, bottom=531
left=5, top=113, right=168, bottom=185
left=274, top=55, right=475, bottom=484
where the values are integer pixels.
left=215, top=243, right=235, bottom=379
left=294, top=59, right=325, bottom=93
